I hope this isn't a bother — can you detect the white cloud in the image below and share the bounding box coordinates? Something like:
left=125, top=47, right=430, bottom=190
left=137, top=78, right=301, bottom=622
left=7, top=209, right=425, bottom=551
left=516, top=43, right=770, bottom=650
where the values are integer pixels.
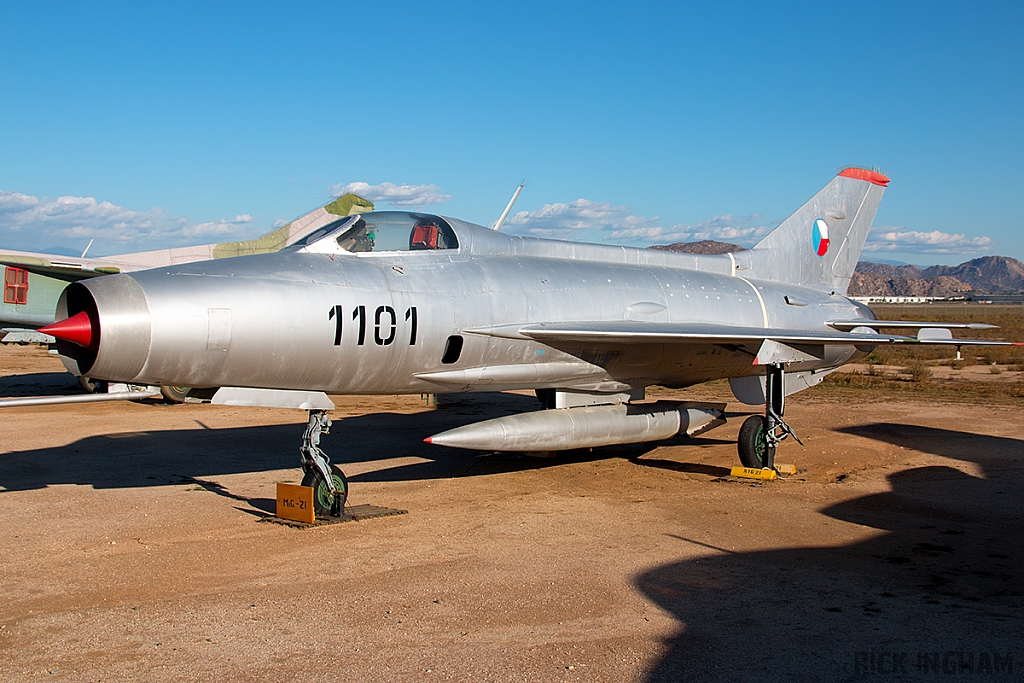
left=608, top=214, right=774, bottom=245
left=864, top=228, right=995, bottom=254
left=0, top=190, right=262, bottom=254
left=182, top=214, right=255, bottom=238
left=504, top=200, right=774, bottom=247
left=503, top=199, right=658, bottom=241
left=330, top=181, right=450, bottom=207
left=0, top=191, right=38, bottom=212
left=0, top=190, right=167, bottom=244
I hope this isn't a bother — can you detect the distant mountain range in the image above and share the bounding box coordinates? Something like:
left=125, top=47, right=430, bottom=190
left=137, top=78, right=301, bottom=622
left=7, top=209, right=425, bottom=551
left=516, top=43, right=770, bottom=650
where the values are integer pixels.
left=649, top=239, right=747, bottom=256
left=649, top=241, right=1024, bottom=295
left=851, top=258, right=1024, bottom=296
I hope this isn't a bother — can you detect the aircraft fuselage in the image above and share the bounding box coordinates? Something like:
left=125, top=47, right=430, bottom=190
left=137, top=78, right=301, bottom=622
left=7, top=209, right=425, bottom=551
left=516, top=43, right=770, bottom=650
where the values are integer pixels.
left=55, top=219, right=869, bottom=397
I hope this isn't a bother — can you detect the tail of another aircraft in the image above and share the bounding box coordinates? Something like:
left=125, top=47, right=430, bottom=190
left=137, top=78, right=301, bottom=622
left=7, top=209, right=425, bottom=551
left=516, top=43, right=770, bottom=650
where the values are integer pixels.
left=743, top=168, right=888, bottom=294
left=107, top=193, right=375, bottom=270
left=209, top=193, right=375, bottom=258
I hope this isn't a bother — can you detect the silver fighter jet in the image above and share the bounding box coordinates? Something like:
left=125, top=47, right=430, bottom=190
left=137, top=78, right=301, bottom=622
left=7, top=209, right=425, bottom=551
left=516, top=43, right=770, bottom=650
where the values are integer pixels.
left=39, top=169, right=1015, bottom=515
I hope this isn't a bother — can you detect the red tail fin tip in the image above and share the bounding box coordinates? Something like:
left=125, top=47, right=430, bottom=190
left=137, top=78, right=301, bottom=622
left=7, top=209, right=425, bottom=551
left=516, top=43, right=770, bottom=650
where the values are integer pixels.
left=838, top=167, right=890, bottom=187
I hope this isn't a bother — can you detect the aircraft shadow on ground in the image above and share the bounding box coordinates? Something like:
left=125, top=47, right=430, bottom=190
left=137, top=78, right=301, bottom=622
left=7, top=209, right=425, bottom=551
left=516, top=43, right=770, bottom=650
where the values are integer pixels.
left=636, top=423, right=1024, bottom=682
left=0, top=371, right=83, bottom=398
left=0, top=392, right=722, bottom=493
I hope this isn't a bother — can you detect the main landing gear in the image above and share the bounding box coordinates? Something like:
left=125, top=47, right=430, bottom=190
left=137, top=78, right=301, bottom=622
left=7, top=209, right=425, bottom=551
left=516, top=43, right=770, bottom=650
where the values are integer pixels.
left=299, top=410, right=349, bottom=517
left=737, top=364, right=803, bottom=470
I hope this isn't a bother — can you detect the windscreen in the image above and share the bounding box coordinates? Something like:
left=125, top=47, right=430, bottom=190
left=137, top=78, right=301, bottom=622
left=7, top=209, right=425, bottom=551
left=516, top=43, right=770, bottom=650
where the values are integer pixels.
left=292, top=215, right=358, bottom=247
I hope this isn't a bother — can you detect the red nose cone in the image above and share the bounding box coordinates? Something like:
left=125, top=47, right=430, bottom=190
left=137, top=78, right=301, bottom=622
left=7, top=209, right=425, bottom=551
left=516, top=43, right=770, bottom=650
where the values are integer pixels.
left=39, top=311, right=96, bottom=350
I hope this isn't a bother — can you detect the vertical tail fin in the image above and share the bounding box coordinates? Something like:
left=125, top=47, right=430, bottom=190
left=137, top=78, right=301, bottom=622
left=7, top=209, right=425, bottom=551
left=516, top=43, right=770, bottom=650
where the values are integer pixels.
left=742, top=168, right=888, bottom=293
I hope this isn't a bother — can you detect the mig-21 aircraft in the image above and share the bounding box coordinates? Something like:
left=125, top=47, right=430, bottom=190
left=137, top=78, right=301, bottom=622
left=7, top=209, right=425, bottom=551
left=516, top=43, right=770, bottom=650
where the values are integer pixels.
left=38, top=168, right=1015, bottom=515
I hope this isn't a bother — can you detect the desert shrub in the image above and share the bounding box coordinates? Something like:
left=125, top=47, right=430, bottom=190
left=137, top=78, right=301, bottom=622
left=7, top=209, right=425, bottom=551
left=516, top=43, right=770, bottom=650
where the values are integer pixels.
left=822, top=372, right=882, bottom=388
left=902, top=360, right=932, bottom=383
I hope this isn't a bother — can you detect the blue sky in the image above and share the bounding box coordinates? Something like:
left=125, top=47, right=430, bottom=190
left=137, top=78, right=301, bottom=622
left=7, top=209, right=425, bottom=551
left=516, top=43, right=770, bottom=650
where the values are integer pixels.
left=1, top=1, right=1021, bottom=264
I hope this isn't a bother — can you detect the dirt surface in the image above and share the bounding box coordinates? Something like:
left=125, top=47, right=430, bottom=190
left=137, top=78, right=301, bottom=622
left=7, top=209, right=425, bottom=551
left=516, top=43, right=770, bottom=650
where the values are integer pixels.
left=1, top=345, right=1022, bottom=682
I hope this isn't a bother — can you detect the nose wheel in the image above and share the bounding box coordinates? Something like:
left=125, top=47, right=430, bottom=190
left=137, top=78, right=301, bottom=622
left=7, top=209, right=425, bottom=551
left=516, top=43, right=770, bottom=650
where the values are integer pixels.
left=737, top=364, right=803, bottom=470
left=301, top=462, right=349, bottom=518
left=299, top=410, right=348, bottom=517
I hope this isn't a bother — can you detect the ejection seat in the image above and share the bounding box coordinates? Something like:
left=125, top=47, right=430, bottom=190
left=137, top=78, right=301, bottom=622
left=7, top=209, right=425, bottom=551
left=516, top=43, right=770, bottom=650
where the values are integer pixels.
left=410, top=223, right=439, bottom=250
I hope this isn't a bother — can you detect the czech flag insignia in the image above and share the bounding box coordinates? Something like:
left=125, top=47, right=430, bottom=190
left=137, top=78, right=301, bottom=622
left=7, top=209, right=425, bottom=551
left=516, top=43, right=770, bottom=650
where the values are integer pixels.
left=812, top=218, right=829, bottom=257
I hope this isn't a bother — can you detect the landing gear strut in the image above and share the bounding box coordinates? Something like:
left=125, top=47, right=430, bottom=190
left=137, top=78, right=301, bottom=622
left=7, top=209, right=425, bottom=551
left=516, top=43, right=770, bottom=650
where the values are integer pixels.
left=737, top=364, right=803, bottom=470
left=299, top=409, right=348, bottom=517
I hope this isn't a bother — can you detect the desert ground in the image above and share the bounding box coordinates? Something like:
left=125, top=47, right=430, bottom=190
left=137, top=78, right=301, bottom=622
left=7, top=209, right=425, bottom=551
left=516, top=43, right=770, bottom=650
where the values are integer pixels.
left=1, top=344, right=1022, bottom=682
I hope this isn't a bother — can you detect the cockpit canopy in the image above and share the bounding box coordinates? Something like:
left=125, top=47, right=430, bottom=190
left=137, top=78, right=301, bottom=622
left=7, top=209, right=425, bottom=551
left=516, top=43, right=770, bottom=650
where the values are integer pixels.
left=298, top=211, right=459, bottom=254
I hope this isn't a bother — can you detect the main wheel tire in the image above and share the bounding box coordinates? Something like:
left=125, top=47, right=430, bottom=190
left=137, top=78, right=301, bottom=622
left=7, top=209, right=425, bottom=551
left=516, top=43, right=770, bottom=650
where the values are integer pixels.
left=160, top=385, right=191, bottom=403
left=738, top=415, right=773, bottom=469
left=301, top=463, right=349, bottom=517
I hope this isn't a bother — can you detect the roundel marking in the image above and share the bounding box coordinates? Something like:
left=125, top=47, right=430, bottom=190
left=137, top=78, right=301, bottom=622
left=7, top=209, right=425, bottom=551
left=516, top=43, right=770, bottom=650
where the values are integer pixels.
left=812, top=218, right=830, bottom=258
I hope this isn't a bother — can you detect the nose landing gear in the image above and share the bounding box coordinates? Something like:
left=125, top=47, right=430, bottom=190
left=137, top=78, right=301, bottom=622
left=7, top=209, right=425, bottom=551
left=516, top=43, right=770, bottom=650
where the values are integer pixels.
left=737, top=364, right=803, bottom=470
left=299, top=410, right=349, bottom=517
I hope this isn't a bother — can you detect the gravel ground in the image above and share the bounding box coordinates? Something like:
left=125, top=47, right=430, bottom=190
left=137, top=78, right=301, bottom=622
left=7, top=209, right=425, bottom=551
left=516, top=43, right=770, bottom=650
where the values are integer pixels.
left=1, top=345, right=1022, bottom=682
